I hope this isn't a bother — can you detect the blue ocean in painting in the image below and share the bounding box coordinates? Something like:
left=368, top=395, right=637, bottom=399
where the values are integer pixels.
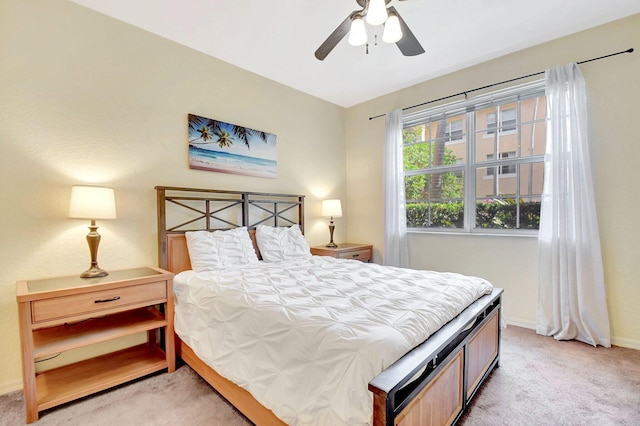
left=189, top=145, right=277, bottom=177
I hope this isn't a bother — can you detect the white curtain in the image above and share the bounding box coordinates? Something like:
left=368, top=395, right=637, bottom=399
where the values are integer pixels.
left=383, top=109, right=409, bottom=267
left=537, top=63, right=611, bottom=347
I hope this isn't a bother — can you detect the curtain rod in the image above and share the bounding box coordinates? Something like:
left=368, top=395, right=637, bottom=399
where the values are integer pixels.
left=368, top=47, right=634, bottom=120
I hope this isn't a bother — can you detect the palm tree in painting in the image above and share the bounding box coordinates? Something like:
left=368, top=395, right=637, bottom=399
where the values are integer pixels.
left=189, top=125, right=214, bottom=144
left=188, top=113, right=274, bottom=150
left=188, top=114, right=203, bottom=132
left=213, top=129, right=233, bottom=148
left=188, top=114, right=215, bottom=145
left=231, top=126, right=273, bottom=149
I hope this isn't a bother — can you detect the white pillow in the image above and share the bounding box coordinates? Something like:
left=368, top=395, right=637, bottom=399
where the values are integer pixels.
left=255, top=225, right=311, bottom=262
left=185, top=227, right=259, bottom=272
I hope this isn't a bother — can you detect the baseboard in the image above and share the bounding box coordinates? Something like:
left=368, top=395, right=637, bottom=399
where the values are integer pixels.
left=504, top=318, right=536, bottom=330
left=504, top=318, right=640, bottom=349
left=611, top=336, right=640, bottom=350
left=0, top=379, right=22, bottom=396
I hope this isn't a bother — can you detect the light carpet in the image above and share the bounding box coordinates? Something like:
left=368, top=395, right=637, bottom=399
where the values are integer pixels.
left=1, top=325, right=639, bottom=425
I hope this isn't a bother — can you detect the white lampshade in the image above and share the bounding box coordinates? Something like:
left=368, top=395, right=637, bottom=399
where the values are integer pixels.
left=69, top=185, right=117, bottom=220
left=322, top=199, right=343, bottom=218
left=366, top=0, right=388, bottom=26
left=348, top=16, right=368, bottom=46
left=382, top=13, right=403, bottom=43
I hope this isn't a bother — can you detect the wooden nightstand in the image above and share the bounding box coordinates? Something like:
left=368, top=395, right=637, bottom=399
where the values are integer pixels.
left=310, top=243, right=373, bottom=263
left=16, top=267, right=175, bottom=423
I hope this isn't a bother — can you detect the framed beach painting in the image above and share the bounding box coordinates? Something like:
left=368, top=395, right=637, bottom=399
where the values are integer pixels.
left=188, top=114, right=277, bottom=178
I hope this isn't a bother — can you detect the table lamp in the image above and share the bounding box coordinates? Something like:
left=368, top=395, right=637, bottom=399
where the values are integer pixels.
left=321, top=199, right=342, bottom=248
left=68, top=185, right=117, bottom=278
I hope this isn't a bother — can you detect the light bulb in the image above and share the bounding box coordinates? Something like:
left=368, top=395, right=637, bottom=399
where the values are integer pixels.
left=348, top=16, right=368, bottom=46
left=366, top=0, right=388, bottom=26
left=382, top=13, right=402, bottom=43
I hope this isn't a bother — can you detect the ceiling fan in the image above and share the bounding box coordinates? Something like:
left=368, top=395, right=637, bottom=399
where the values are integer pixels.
left=315, top=0, right=425, bottom=61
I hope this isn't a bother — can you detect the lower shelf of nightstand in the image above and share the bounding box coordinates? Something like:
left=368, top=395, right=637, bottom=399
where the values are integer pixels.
left=33, top=307, right=167, bottom=358
left=36, top=343, right=167, bottom=411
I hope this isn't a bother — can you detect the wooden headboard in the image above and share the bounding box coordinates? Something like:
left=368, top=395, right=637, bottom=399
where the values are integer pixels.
left=156, top=186, right=305, bottom=274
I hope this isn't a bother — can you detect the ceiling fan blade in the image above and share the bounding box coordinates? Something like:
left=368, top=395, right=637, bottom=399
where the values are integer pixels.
left=389, top=6, right=425, bottom=56
left=315, top=11, right=359, bottom=61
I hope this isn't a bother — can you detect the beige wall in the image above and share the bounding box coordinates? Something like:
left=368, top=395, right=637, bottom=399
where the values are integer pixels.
left=0, top=0, right=346, bottom=392
left=2, top=0, right=638, bottom=396
left=345, top=14, right=640, bottom=349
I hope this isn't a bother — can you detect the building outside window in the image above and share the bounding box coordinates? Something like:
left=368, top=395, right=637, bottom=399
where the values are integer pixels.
left=402, top=81, right=547, bottom=233
left=486, top=108, right=517, bottom=134
left=486, top=152, right=517, bottom=176
left=445, top=119, right=463, bottom=142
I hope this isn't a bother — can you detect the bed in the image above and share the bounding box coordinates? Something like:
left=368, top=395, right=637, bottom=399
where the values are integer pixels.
left=156, top=186, right=503, bottom=426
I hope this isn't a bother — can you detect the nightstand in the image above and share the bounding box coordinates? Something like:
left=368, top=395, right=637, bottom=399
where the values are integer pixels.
left=310, top=243, right=373, bottom=263
left=16, top=267, right=175, bottom=423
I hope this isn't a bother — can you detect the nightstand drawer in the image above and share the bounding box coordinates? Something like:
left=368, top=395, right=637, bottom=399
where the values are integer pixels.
left=31, top=281, right=167, bottom=323
left=310, top=243, right=373, bottom=263
left=337, top=248, right=371, bottom=262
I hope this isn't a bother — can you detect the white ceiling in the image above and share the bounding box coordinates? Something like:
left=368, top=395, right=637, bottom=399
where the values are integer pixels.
left=69, top=0, right=639, bottom=108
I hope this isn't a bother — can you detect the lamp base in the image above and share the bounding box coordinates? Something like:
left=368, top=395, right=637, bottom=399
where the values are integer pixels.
left=81, top=222, right=108, bottom=278
left=326, top=222, right=338, bottom=248
left=80, top=265, right=108, bottom=278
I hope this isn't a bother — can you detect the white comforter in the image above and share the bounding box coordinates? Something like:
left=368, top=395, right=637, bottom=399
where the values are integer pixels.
left=174, top=256, right=493, bottom=426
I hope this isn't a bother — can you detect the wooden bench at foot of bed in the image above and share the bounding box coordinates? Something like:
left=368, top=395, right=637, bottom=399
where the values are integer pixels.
left=369, top=288, right=502, bottom=426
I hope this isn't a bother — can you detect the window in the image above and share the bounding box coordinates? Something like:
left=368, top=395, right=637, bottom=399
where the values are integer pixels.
left=486, top=152, right=516, bottom=176
left=445, top=119, right=463, bottom=142
left=402, top=81, right=547, bottom=233
left=487, top=108, right=517, bottom=134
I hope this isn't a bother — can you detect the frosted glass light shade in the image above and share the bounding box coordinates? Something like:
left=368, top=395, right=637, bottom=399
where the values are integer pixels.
left=383, top=14, right=403, bottom=43
left=68, top=186, right=117, bottom=220
left=348, top=16, right=368, bottom=46
left=322, top=199, right=343, bottom=218
left=366, top=0, right=388, bottom=25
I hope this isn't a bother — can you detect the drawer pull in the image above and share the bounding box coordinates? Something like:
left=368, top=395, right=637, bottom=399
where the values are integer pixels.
left=94, top=296, right=121, bottom=304
left=352, top=254, right=360, bottom=257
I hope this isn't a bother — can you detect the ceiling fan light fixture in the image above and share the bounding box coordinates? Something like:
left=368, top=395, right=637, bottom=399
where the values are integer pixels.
left=366, top=0, right=388, bottom=26
left=382, top=13, right=403, bottom=43
left=348, top=15, right=368, bottom=46
left=315, top=0, right=424, bottom=60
